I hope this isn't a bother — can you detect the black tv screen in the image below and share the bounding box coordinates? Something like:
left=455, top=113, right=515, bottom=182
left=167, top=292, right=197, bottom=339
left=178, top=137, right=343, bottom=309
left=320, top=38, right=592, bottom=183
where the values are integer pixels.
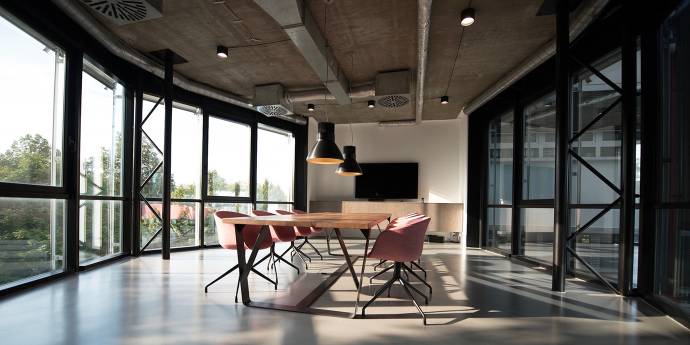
left=355, top=163, right=418, bottom=200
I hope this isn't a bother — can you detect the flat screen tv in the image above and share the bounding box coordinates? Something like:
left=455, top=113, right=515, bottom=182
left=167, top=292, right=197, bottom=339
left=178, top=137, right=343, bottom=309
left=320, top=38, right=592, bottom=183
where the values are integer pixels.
left=355, top=163, right=418, bottom=200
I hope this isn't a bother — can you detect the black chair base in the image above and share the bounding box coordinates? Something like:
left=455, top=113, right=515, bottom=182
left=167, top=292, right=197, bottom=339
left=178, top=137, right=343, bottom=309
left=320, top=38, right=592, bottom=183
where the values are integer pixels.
left=276, top=241, right=305, bottom=272
left=296, top=236, right=323, bottom=260
left=362, top=262, right=429, bottom=325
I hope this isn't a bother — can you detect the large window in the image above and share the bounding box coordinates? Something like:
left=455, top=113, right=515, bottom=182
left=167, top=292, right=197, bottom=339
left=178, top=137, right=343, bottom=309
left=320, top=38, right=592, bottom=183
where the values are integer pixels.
left=487, top=112, right=513, bottom=252
left=655, top=0, right=690, bottom=323
left=0, top=13, right=66, bottom=287
left=255, top=124, right=295, bottom=211
left=523, top=92, right=556, bottom=201
left=207, top=116, right=251, bottom=197
left=78, top=58, right=125, bottom=264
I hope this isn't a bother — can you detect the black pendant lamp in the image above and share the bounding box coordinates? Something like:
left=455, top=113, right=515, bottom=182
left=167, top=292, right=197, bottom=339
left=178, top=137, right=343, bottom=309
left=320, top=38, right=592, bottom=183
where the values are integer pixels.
left=307, top=122, right=344, bottom=164
left=336, top=146, right=362, bottom=176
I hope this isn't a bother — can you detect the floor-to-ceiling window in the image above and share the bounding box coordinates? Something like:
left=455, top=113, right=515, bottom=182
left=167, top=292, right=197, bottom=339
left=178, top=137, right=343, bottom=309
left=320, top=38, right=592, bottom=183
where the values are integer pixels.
left=655, top=0, right=690, bottom=323
left=0, top=12, right=66, bottom=287
left=203, top=116, right=252, bottom=245
left=487, top=111, right=513, bottom=252
left=255, top=124, right=295, bottom=212
left=78, top=58, right=125, bottom=263
left=521, top=92, right=556, bottom=264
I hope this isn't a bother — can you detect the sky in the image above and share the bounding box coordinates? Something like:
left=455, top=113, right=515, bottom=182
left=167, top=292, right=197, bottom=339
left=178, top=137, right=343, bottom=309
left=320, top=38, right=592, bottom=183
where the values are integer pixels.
left=0, top=14, right=294, bottom=200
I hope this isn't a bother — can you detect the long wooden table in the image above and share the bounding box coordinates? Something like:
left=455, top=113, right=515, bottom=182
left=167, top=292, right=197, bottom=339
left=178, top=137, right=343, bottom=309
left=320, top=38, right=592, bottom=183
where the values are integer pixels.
left=222, top=212, right=391, bottom=317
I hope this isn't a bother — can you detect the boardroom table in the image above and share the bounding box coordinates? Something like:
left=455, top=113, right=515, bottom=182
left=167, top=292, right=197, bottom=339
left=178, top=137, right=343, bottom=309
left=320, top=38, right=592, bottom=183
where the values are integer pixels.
left=222, top=212, right=391, bottom=317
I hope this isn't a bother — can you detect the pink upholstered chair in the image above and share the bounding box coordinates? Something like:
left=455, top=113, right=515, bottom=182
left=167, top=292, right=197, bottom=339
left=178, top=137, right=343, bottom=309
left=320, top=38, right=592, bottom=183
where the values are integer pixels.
left=362, top=216, right=432, bottom=325
left=204, top=211, right=277, bottom=303
left=275, top=210, right=320, bottom=263
left=290, top=209, right=324, bottom=259
left=252, top=209, right=302, bottom=274
left=373, top=213, right=428, bottom=276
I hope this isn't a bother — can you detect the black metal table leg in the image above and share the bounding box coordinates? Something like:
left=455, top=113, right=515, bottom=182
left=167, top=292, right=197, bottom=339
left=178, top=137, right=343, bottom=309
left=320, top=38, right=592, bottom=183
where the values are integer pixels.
left=333, top=228, right=359, bottom=288
left=235, top=224, right=270, bottom=305
left=354, top=229, right=371, bottom=317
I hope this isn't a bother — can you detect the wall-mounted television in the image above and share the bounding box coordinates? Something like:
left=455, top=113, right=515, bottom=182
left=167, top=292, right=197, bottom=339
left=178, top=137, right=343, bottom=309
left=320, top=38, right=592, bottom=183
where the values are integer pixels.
left=355, top=163, right=418, bottom=200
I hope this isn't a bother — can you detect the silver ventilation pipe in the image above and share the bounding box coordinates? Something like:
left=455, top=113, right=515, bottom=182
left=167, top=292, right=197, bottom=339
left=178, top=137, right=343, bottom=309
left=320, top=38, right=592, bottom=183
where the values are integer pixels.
left=51, top=0, right=307, bottom=125
left=462, top=0, right=609, bottom=116
left=286, top=83, right=375, bottom=103
left=415, top=0, right=433, bottom=124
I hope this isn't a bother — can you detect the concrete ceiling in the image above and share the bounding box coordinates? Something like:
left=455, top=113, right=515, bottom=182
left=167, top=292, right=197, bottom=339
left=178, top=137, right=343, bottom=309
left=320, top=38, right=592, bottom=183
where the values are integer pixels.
left=90, top=0, right=556, bottom=124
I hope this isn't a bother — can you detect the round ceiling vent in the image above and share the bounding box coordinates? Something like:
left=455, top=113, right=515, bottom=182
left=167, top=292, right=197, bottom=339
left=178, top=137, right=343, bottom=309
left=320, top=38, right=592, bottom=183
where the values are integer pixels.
left=377, top=95, right=409, bottom=108
left=256, top=105, right=289, bottom=117
left=82, top=0, right=148, bottom=22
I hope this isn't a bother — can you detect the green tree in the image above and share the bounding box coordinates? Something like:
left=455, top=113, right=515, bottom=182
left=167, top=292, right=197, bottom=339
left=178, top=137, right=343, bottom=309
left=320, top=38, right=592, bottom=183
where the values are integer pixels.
left=0, top=134, right=52, bottom=185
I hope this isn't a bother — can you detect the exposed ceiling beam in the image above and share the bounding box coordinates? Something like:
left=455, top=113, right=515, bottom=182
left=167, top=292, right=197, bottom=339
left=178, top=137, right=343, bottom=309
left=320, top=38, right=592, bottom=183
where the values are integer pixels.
left=415, top=0, right=432, bottom=123
left=253, top=0, right=351, bottom=105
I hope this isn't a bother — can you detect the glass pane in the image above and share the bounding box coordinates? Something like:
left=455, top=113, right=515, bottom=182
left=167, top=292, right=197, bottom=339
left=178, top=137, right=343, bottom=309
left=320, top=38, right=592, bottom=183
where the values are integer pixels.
left=207, top=117, right=251, bottom=197
left=0, top=198, right=64, bottom=287
left=140, top=201, right=162, bottom=251
left=256, top=125, right=295, bottom=202
left=0, top=15, right=64, bottom=186
left=140, top=97, right=165, bottom=199
left=570, top=50, right=622, bottom=205
left=171, top=202, right=199, bottom=248
left=204, top=203, right=252, bottom=245
left=171, top=105, right=202, bottom=199
left=521, top=208, right=553, bottom=264
left=487, top=207, right=511, bottom=252
left=523, top=92, right=556, bottom=200
left=254, top=203, right=293, bottom=213
left=79, top=200, right=122, bottom=263
left=80, top=59, right=125, bottom=197
left=570, top=208, right=619, bottom=282
left=488, top=112, right=513, bottom=205
left=654, top=208, right=690, bottom=320
left=659, top=0, right=690, bottom=203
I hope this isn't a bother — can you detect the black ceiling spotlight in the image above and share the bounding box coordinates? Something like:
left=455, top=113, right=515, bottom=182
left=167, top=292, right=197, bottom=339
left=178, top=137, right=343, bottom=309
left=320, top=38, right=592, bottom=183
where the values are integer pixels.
left=441, top=95, right=449, bottom=104
left=306, top=122, right=344, bottom=165
left=307, top=103, right=315, bottom=112
left=367, top=100, right=375, bottom=109
left=336, top=146, right=363, bottom=176
left=216, top=45, right=228, bottom=58
left=460, top=7, right=475, bottom=27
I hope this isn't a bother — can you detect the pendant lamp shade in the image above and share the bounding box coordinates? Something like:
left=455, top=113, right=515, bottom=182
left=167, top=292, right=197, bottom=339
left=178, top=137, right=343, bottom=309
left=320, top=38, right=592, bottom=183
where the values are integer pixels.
left=307, top=122, right=344, bottom=164
left=336, top=145, right=362, bottom=176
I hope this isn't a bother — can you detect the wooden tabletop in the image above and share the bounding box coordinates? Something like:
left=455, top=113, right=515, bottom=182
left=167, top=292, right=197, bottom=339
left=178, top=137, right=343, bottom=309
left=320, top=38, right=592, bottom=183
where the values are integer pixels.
left=221, top=212, right=391, bottom=229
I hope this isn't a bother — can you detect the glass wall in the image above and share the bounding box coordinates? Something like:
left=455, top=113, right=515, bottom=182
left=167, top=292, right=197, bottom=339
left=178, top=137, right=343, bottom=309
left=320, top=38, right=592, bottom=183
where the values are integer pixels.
left=0, top=13, right=67, bottom=287
left=569, top=50, right=623, bottom=283
left=655, top=0, right=690, bottom=322
left=487, top=111, right=513, bottom=251
left=255, top=124, right=295, bottom=212
left=78, top=58, right=125, bottom=263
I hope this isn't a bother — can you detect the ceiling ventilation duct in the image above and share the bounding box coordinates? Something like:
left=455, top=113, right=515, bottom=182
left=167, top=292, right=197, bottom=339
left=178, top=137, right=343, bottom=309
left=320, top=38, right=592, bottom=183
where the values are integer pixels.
left=80, top=0, right=163, bottom=25
left=254, top=84, right=293, bottom=117
left=375, top=70, right=412, bottom=108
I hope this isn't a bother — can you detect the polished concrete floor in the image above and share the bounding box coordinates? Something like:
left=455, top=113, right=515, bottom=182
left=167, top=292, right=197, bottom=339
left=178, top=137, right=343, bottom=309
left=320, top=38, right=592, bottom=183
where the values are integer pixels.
left=0, top=241, right=687, bottom=345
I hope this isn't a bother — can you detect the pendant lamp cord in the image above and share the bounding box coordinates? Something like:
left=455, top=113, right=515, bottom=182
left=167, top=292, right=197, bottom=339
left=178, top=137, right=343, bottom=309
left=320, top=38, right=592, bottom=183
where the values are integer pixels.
left=323, top=2, right=329, bottom=123
left=445, top=0, right=471, bottom=96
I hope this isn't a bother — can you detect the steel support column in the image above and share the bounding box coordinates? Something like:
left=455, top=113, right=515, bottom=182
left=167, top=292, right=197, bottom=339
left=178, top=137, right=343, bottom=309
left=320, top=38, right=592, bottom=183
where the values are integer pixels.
left=618, top=1, right=637, bottom=296
left=552, top=0, right=570, bottom=292
left=511, top=97, right=524, bottom=256
left=162, top=51, right=174, bottom=260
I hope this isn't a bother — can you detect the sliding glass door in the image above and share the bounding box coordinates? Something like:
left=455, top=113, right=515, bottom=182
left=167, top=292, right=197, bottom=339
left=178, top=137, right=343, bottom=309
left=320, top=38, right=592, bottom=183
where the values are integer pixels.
left=486, top=112, right=513, bottom=252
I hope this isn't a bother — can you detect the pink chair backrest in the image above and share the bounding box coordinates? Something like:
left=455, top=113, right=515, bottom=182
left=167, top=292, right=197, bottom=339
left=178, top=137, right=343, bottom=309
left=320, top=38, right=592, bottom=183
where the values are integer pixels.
left=252, top=209, right=296, bottom=242
left=275, top=209, right=312, bottom=236
left=390, top=216, right=431, bottom=260
left=213, top=211, right=272, bottom=250
left=292, top=209, right=307, bottom=214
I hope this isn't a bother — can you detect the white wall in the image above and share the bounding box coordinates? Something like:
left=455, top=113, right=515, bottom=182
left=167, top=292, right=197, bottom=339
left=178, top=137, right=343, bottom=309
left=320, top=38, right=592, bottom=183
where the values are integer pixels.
left=307, top=117, right=469, bottom=241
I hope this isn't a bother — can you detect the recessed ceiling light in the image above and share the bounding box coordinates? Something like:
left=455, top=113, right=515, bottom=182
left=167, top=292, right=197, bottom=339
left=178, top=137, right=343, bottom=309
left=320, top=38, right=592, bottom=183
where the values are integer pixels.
left=441, top=95, right=449, bottom=104
left=307, top=103, right=315, bottom=111
left=367, top=100, right=375, bottom=109
left=460, top=8, right=475, bottom=27
left=216, top=45, right=228, bottom=58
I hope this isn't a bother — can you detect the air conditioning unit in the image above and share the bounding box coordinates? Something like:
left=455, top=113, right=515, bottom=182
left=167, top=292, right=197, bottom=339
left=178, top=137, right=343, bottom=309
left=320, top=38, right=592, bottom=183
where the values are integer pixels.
left=81, top=0, right=163, bottom=25
left=253, top=84, right=293, bottom=117
left=375, top=70, right=412, bottom=108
